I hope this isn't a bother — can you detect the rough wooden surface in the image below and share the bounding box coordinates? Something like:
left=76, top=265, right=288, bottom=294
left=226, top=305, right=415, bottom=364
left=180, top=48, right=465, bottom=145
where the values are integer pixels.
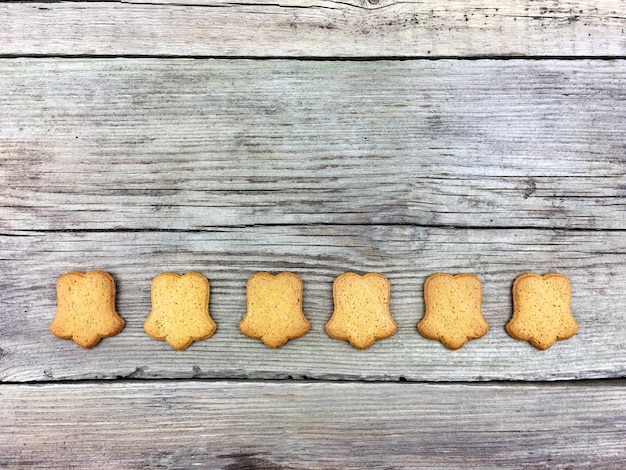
left=1, top=59, right=624, bottom=231
left=1, top=228, right=624, bottom=382
left=2, top=381, right=625, bottom=469
left=1, top=1, right=625, bottom=57
left=2, top=0, right=626, bottom=465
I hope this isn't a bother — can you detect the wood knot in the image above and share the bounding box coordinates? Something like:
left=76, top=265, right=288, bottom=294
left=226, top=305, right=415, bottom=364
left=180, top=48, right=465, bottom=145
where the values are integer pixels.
left=524, top=178, right=537, bottom=198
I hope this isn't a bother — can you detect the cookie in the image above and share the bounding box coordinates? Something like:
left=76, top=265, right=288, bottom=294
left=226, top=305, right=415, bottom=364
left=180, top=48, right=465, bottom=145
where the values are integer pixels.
left=144, top=272, right=216, bottom=350
left=506, top=273, right=578, bottom=350
left=239, top=272, right=310, bottom=348
left=417, top=273, right=489, bottom=350
left=50, top=271, right=125, bottom=348
left=326, top=272, right=397, bottom=350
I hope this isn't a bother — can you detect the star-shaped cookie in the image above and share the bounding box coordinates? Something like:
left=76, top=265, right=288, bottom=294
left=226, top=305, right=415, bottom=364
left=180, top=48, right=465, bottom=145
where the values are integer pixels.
left=144, top=272, right=216, bottom=350
left=506, top=273, right=578, bottom=350
left=239, top=272, right=310, bottom=348
left=417, top=273, right=489, bottom=350
left=326, top=272, right=397, bottom=350
left=50, top=271, right=125, bottom=348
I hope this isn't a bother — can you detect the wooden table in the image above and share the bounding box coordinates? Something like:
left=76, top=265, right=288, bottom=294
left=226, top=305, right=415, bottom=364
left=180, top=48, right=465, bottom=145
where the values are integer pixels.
left=1, top=1, right=625, bottom=467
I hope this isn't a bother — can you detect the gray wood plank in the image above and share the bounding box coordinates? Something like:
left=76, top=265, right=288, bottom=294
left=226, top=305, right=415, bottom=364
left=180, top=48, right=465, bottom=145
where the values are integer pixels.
left=1, top=380, right=625, bottom=468
left=1, top=227, right=624, bottom=382
left=1, top=1, right=625, bottom=57
left=1, top=59, right=624, bottom=231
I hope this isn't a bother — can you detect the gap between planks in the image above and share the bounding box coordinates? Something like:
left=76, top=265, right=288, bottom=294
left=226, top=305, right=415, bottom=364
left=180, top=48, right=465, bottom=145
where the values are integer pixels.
left=4, top=225, right=626, bottom=234
left=2, top=54, right=626, bottom=60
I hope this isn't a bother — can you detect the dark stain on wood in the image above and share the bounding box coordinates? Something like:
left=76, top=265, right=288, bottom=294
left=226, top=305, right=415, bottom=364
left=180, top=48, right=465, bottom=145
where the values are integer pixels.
left=220, top=452, right=297, bottom=470
left=524, top=178, right=537, bottom=198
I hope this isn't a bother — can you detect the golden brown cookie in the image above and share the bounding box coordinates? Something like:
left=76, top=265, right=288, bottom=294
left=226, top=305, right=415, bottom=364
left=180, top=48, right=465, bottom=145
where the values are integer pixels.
left=239, top=272, right=310, bottom=348
left=325, top=272, right=397, bottom=350
left=50, top=271, right=125, bottom=348
left=417, top=273, right=489, bottom=350
left=144, top=272, right=216, bottom=350
left=506, top=273, right=578, bottom=350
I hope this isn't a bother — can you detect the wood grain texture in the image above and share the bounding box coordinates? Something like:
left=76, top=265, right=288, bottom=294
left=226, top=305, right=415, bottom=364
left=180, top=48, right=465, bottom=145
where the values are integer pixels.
left=1, top=1, right=625, bottom=57
left=2, top=2, right=624, bottom=467
left=1, top=380, right=625, bottom=468
left=1, top=228, right=624, bottom=382
left=1, top=59, right=624, bottom=231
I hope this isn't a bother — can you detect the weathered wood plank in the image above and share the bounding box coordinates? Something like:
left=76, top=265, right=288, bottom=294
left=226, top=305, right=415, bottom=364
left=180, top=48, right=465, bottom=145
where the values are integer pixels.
left=1, top=1, right=625, bottom=57
left=1, top=227, right=624, bottom=382
left=1, top=59, right=624, bottom=231
left=1, top=381, right=625, bottom=468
